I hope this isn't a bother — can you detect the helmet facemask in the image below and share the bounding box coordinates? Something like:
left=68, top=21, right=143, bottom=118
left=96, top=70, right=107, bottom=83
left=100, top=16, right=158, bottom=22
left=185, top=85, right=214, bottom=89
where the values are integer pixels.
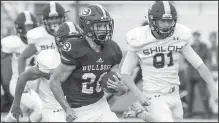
left=81, top=17, right=114, bottom=45
left=43, top=15, right=65, bottom=36
left=90, top=20, right=114, bottom=44
left=149, top=12, right=177, bottom=39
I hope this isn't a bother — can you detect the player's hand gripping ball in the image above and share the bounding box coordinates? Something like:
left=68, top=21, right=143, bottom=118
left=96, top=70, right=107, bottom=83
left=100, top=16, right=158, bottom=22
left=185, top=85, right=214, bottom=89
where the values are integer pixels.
left=100, top=71, right=120, bottom=94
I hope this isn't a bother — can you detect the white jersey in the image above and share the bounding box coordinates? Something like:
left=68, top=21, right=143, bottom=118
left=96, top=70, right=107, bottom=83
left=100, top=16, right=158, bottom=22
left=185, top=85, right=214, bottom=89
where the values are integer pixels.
left=26, top=26, right=57, bottom=54
left=123, top=23, right=193, bottom=91
left=36, top=49, right=62, bottom=110
left=1, top=35, right=33, bottom=76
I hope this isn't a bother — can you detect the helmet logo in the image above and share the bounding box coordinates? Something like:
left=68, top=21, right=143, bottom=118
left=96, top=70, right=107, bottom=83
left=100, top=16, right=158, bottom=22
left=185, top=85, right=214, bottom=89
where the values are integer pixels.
left=62, top=42, right=71, bottom=52
left=81, top=8, right=91, bottom=16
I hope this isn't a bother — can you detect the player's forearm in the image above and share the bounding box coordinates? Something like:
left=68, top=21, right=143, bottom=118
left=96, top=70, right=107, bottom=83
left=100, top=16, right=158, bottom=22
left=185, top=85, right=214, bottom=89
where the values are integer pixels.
left=114, top=84, right=129, bottom=96
left=18, top=56, right=27, bottom=75
left=197, top=63, right=216, bottom=89
left=50, top=80, right=71, bottom=112
left=121, top=74, right=142, bottom=98
left=13, top=76, right=28, bottom=106
left=197, top=63, right=218, bottom=99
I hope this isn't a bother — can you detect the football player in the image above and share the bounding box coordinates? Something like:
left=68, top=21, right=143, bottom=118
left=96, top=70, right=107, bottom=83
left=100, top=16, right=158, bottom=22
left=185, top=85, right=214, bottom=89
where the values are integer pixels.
left=49, top=4, right=128, bottom=122
left=1, top=11, right=43, bottom=122
left=120, top=1, right=218, bottom=122
left=18, top=1, right=66, bottom=75
left=10, top=22, right=83, bottom=122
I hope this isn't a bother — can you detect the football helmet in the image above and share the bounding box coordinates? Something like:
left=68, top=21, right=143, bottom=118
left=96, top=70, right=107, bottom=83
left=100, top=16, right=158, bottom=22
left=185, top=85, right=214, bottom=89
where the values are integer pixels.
left=148, top=1, right=177, bottom=39
left=41, top=2, right=66, bottom=36
left=14, top=11, right=37, bottom=44
left=79, top=4, right=114, bottom=45
left=55, top=21, right=83, bottom=48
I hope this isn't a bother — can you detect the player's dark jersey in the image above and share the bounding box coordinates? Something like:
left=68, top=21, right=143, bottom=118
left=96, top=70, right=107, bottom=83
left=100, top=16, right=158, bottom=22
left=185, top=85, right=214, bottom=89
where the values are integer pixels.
left=60, top=38, right=122, bottom=107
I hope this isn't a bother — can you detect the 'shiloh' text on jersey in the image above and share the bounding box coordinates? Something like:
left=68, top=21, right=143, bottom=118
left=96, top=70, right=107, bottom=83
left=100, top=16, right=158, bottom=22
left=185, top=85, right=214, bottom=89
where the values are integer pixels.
left=143, top=45, right=183, bottom=55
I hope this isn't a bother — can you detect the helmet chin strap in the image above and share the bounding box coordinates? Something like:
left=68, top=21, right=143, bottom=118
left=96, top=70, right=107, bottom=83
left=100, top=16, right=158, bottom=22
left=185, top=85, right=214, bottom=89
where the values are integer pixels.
left=44, top=16, right=65, bottom=36
left=151, top=29, right=168, bottom=39
left=152, top=26, right=174, bottom=39
left=93, top=39, right=102, bottom=45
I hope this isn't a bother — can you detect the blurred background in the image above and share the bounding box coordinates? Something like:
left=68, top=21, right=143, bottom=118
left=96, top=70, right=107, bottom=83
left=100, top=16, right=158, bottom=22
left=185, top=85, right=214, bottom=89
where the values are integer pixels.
left=1, top=1, right=218, bottom=122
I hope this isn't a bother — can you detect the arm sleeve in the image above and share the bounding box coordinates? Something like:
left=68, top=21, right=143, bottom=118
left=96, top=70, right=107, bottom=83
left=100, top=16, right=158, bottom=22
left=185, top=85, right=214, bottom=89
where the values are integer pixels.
left=181, top=44, right=204, bottom=69
left=120, top=50, right=139, bottom=75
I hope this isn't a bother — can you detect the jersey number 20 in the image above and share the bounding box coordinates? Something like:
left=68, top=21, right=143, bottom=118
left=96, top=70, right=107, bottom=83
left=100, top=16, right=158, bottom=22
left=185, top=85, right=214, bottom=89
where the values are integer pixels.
left=81, top=73, right=102, bottom=94
left=153, top=52, right=174, bottom=68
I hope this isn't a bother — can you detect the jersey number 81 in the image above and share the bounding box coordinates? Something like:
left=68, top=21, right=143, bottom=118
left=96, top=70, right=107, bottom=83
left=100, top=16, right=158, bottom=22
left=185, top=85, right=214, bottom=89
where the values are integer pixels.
left=153, top=52, right=174, bottom=68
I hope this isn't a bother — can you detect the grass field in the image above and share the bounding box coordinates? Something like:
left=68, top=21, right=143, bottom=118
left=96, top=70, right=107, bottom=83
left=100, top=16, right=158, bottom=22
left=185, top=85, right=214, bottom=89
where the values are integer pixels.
left=1, top=112, right=218, bottom=122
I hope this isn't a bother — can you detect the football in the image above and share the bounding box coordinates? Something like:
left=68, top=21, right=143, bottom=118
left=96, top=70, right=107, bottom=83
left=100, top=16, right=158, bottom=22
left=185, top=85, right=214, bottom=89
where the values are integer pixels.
left=101, top=71, right=120, bottom=94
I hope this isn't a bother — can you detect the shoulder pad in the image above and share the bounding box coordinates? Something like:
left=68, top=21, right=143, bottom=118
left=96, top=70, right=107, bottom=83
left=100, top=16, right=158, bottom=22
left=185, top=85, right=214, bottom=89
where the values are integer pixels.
left=36, top=49, right=60, bottom=73
left=61, top=38, right=88, bottom=58
left=106, top=40, right=121, bottom=53
left=126, top=26, right=150, bottom=51
left=174, top=23, right=192, bottom=42
left=1, top=35, right=23, bottom=53
left=107, top=40, right=123, bottom=63
left=27, top=26, right=51, bottom=44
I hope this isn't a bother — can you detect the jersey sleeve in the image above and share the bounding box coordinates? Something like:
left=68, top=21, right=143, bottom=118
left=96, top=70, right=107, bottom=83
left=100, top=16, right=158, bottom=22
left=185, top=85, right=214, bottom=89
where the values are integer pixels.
left=1, top=36, right=20, bottom=53
left=1, top=38, right=13, bottom=53
left=111, top=41, right=123, bottom=65
left=120, top=50, right=139, bottom=75
left=181, top=44, right=203, bottom=69
left=126, top=29, right=138, bottom=52
left=178, top=24, right=193, bottom=49
left=60, top=39, right=86, bottom=66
